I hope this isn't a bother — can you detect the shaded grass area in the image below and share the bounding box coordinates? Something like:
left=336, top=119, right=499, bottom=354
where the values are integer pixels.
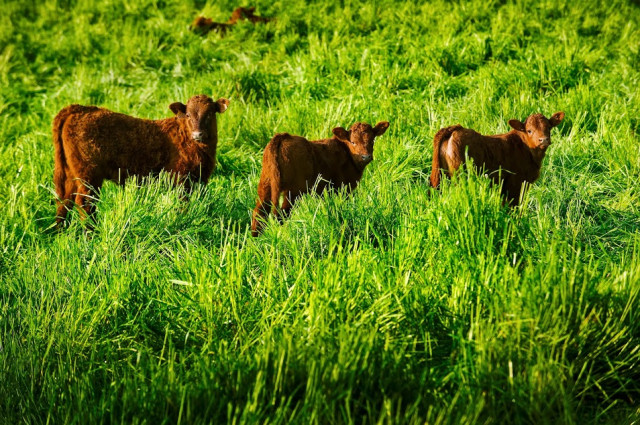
left=1, top=0, right=640, bottom=423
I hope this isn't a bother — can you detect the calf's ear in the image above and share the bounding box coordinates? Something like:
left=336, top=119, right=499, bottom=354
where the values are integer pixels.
left=549, top=111, right=565, bottom=127
left=332, top=127, right=350, bottom=142
left=373, top=121, right=390, bottom=136
left=508, top=119, right=526, bottom=132
left=216, top=98, right=230, bottom=113
left=170, top=102, right=187, bottom=117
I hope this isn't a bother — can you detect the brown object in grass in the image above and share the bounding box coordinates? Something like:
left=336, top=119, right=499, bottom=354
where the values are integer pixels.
left=228, top=6, right=272, bottom=24
left=52, top=95, right=229, bottom=226
left=190, top=16, right=232, bottom=35
left=190, top=6, right=272, bottom=36
left=430, top=112, right=565, bottom=206
left=251, top=121, right=390, bottom=236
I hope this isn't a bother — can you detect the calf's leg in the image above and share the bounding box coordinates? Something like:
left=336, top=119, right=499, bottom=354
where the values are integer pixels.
left=277, top=191, right=295, bottom=223
left=74, top=183, right=97, bottom=222
left=55, top=177, right=77, bottom=227
left=500, top=178, right=522, bottom=207
left=251, top=177, right=273, bottom=237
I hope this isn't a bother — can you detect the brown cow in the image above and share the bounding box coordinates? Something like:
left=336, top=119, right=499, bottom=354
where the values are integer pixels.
left=190, top=6, right=271, bottom=35
left=251, top=121, right=390, bottom=236
left=190, top=16, right=232, bottom=35
left=53, top=94, right=230, bottom=225
left=228, top=6, right=272, bottom=24
left=430, top=112, right=565, bottom=205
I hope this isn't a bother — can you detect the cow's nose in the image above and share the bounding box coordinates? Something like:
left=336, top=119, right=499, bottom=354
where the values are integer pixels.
left=192, top=131, right=204, bottom=141
left=538, top=137, right=550, bottom=147
left=361, top=154, right=373, bottom=163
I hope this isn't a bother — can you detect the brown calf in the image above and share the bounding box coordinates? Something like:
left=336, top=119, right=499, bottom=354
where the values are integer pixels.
left=228, top=6, right=272, bottom=24
left=251, top=121, right=390, bottom=236
left=190, top=6, right=272, bottom=35
left=430, top=112, right=565, bottom=205
left=53, top=94, right=229, bottom=225
left=190, top=16, right=232, bottom=35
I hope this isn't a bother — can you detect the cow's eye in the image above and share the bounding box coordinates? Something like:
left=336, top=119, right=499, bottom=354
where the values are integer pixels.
left=527, top=130, right=532, bottom=134
left=186, top=113, right=191, bottom=118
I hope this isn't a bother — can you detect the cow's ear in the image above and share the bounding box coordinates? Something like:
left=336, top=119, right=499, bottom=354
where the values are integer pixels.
left=508, top=119, right=526, bottom=132
left=373, top=121, right=390, bottom=136
left=332, top=127, right=350, bottom=142
left=549, top=111, right=565, bottom=127
left=216, top=98, right=230, bottom=113
left=170, top=102, right=187, bottom=117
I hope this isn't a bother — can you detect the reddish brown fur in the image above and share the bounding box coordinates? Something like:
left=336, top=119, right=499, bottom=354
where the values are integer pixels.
left=190, top=16, right=232, bottom=35
left=228, top=6, right=272, bottom=24
left=190, top=6, right=272, bottom=36
left=430, top=112, right=565, bottom=205
left=251, top=121, right=390, bottom=236
left=52, top=94, right=229, bottom=225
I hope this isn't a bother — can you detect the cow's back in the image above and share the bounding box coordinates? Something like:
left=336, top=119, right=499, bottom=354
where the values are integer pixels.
left=439, top=127, right=480, bottom=171
left=275, top=136, right=318, bottom=190
left=470, top=134, right=538, bottom=182
left=448, top=130, right=519, bottom=176
left=58, top=106, right=176, bottom=182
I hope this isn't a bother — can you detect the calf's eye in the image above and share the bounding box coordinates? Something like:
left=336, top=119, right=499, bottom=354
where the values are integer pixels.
left=527, top=130, right=532, bottom=134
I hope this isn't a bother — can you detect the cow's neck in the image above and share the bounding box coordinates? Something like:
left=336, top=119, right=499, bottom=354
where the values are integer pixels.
left=521, top=139, right=546, bottom=169
left=207, top=121, right=218, bottom=150
left=530, top=150, right=546, bottom=169
left=339, top=141, right=365, bottom=180
left=509, top=132, right=546, bottom=181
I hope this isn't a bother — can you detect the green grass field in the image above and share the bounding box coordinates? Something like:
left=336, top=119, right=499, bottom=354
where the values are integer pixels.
left=1, top=0, right=640, bottom=423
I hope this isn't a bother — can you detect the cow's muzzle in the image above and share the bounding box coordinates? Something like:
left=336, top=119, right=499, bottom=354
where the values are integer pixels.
left=192, top=131, right=204, bottom=141
left=360, top=154, right=373, bottom=164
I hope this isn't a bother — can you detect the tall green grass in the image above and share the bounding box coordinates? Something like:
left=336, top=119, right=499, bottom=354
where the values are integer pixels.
left=1, top=0, right=639, bottom=423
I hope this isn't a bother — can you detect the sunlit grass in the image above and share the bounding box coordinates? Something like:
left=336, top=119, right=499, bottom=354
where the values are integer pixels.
left=1, top=0, right=639, bottom=423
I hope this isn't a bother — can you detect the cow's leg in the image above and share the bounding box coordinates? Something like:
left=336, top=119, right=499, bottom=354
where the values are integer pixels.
left=277, top=191, right=298, bottom=223
left=501, top=178, right=521, bottom=207
left=251, top=197, right=272, bottom=236
left=510, top=181, right=524, bottom=207
left=74, top=182, right=97, bottom=224
left=55, top=177, right=77, bottom=227
left=276, top=192, right=291, bottom=223
left=251, top=177, right=272, bottom=237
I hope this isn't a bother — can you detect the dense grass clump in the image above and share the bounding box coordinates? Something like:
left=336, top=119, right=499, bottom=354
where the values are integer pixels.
left=1, top=0, right=640, bottom=423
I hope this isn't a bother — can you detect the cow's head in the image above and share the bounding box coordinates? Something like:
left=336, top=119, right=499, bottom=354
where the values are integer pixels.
left=170, top=95, right=230, bottom=142
left=332, top=121, right=389, bottom=169
left=508, top=112, right=564, bottom=151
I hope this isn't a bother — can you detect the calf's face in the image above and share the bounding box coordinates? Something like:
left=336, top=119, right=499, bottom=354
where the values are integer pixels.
left=509, top=112, right=564, bottom=151
left=170, top=95, right=230, bottom=142
left=332, top=121, right=390, bottom=168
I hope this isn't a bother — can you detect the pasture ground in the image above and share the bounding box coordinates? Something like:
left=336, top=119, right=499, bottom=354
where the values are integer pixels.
left=1, top=0, right=639, bottom=423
